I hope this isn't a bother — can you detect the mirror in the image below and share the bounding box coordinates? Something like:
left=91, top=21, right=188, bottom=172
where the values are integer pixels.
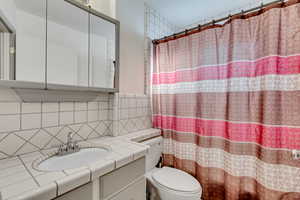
left=0, top=16, right=14, bottom=80
left=90, top=11, right=116, bottom=89
left=47, top=0, right=89, bottom=87
left=0, top=0, right=119, bottom=92
left=14, top=0, right=46, bottom=83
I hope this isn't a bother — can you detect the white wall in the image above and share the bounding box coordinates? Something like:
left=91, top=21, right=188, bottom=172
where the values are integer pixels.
left=116, top=0, right=145, bottom=94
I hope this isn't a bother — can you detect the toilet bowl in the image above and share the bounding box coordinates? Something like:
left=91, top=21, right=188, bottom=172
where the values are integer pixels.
left=146, top=167, right=202, bottom=200
left=142, top=137, right=202, bottom=200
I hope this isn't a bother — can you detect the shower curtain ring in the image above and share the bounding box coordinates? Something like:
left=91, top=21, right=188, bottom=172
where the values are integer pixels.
left=260, top=3, right=264, bottom=12
left=198, top=24, right=201, bottom=31
left=185, top=29, right=188, bottom=35
left=173, top=34, right=176, bottom=39
left=212, top=20, right=216, bottom=25
left=280, top=0, right=285, bottom=7
left=241, top=10, right=245, bottom=19
left=228, top=14, right=232, bottom=22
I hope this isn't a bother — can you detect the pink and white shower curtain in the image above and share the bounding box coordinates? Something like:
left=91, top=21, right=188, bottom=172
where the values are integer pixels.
left=152, top=1, right=300, bottom=199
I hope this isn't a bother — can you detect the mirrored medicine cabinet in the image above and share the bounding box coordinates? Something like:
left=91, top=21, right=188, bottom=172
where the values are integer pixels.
left=0, top=0, right=119, bottom=93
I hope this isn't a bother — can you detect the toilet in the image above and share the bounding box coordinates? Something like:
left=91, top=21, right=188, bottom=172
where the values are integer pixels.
left=142, top=137, right=202, bottom=200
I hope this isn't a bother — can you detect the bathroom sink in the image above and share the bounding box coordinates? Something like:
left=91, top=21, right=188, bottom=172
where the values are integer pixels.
left=35, top=147, right=111, bottom=171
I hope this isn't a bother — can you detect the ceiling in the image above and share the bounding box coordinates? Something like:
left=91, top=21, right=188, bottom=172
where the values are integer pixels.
left=145, top=0, right=275, bottom=29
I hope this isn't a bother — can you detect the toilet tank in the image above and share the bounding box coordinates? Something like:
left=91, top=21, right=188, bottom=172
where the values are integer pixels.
left=142, top=137, right=163, bottom=172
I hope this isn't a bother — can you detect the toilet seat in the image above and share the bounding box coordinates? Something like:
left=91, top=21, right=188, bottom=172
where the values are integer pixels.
left=151, top=167, right=201, bottom=194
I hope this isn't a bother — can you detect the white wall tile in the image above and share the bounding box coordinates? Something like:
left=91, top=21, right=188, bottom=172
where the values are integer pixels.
left=75, top=111, right=87, bottom=123
left=60, top=102, right=74, bottom=112
left=21, top=114, right=41, bottom=130
left=99, top=110, right=108, bottom=120
left=28, top=130, right=52, bottom=149
left=15, top=142, right=39, bottom=155
left=42, top=113, right=59, bottom=127
left=99, top=102, right=109, bottom=110
left=0, top=134, right=24, bottom=155
left=15, top=130, right=37, bottom=140
left=0, top=92, right=152, bottom=158
left=88, top=110, right=98, bottom=122
left=75, top=102, right=87, bottom=111
left=22, top=103, right=41, bottom=114
left=88, top=102, right=98, bottom=110
left=112, top=94, right=152, bottom=136
left=0, top=115, right=20, bottom=132
left=0, top=102, right=20, bottom=114
left=42, top=103, right=59, bottom=113
left=60, top=112, right=74, bottom=125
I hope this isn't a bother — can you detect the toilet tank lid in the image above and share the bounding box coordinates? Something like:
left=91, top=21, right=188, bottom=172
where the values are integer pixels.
left=152, top=167, right=201, bottom=193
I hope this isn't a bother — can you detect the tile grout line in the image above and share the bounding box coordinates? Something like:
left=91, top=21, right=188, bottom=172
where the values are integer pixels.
left=54, top=181, right=59, bottom=197
left=58, top=102, right=61, bottom=127
left=86, top=102, right=89, bottom=123
left=73, top=102, right=75, bottom=124
left=89, top=167, right=92, bottom=181
left=40, top=102, right=43, bottom=129
left=18, top=155, right=40, bottom=187
left=13, top=130, right=41, bottom=156
left=19, top=102, right=22, bottom=130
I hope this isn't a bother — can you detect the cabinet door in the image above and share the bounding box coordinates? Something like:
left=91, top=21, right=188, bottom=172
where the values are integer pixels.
left=109, top=177, right=146, bottom=200
left=100, top=158, right=145, bottom=199
left=54, top=182, right=94, bottom=200
left=15, top=0, right=46, bottom=83
left=89, top=12, right=116, bottom=89
left=47, top=0, right=89, bottom=87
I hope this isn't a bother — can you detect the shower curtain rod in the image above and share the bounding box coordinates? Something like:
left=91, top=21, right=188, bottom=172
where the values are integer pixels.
left=153, top=0, right=289, bottom=44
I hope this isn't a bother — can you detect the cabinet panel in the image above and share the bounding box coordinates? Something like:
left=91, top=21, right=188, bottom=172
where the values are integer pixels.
left=15, top=0, right=46, bottom=83
left=89, top=13, right=116, bottom=89
left=100, top=157, right=145, bottom=200
left=109, top=177, right=146, bottom=200
left=47, top=0, right=89, bottom=87
left=54, top=182, right=93, bottom=200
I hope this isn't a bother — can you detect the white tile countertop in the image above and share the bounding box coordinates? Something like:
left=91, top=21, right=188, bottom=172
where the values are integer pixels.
left=0, top=129, right=161, bottom=200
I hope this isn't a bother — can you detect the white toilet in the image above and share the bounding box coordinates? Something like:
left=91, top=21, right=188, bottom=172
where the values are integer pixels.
left=143, top=137, right=202, bottom=200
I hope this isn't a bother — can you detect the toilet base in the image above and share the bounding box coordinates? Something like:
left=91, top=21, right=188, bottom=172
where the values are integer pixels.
left=146, top=179, right=162, bottom=200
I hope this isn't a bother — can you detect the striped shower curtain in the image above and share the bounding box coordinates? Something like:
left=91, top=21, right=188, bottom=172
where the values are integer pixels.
left=152, top=1, right=300, bottom=200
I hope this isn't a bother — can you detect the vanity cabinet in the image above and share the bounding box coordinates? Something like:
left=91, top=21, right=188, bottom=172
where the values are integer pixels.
left=53, top=157, right=146, bottom=200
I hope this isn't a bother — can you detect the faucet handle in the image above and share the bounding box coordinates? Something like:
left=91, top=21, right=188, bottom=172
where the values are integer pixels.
left=67, top=132, right=75, bottom=142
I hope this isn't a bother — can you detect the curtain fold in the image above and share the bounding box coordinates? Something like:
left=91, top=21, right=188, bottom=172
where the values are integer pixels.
left=152, top=2, right=300, bottom=200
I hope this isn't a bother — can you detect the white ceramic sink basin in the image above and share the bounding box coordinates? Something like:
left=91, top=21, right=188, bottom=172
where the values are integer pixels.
left=37, top=147, right=110, bottom=171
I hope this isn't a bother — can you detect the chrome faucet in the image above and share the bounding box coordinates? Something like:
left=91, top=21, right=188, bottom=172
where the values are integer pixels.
left=67, top=132, right=75, bottom=148
left=57, top=132, right=80, bottom=156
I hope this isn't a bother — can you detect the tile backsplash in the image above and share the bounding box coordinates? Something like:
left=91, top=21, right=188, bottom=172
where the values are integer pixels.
left=112, top=94, right=152, bottom=136
left=0, top=89, right=152, bottom=160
